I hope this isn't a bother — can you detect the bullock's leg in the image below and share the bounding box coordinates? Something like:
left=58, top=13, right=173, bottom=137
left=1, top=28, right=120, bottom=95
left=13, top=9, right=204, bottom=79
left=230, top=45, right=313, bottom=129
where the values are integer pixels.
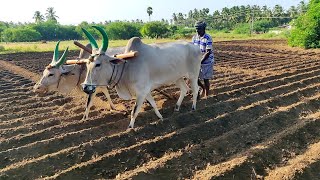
left=128, top=94, right=147, bottom=129
left=174, top=78, right=189, bottom=111
left=101, top=88, right=116, bottom=110
left=190, top=77, right=199, bottom=111
left=82, top=92, right=95, bottom=120
left=146, top=93, right=163, bottom=120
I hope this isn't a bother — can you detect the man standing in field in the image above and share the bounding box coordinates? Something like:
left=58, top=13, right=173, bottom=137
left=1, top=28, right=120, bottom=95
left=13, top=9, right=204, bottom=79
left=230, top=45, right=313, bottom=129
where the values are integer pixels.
left=192, top=20, right=214, bottom=98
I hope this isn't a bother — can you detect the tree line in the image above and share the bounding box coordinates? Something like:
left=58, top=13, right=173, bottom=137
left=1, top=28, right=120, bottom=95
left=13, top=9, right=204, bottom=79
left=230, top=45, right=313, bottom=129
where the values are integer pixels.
left=0, top=2, right=309, bottom=42
left=172, top=2, right=308, bottom=30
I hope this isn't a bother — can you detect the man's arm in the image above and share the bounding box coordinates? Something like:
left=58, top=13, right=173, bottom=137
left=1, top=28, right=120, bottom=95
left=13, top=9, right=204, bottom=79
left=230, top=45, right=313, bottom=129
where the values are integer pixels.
left=201, top=49, right=212, bottom=63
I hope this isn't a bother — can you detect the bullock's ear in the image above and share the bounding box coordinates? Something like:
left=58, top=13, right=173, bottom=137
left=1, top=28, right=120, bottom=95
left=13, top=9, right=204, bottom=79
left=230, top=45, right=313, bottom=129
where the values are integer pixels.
left=110, top=58, right=125, bottom=65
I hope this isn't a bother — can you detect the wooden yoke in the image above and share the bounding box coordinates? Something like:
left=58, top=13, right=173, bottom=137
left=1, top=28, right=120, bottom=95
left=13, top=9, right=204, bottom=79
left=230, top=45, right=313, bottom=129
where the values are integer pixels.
left=66, top=59, right=89, bottom=65
left=74, top=41, right=92, bottom=54
left=113, top=51, right=138, bottom=60
left=66, top=41, right=138, bottom=65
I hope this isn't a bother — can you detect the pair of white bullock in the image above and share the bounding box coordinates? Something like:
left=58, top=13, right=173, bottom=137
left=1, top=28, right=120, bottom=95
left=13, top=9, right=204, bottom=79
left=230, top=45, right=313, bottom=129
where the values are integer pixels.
left=34, top=26, right=202, bottom=128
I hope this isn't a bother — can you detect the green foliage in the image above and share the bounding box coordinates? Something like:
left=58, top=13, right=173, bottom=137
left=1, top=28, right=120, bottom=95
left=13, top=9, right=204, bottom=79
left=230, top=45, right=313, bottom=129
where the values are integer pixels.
left=2, top=27, right=41, bottom=42
left=30, top=21, right=59, bottom=40
left=56, top=25, right=81, bottom=40
left=253, top=20, right=272, bottom=33
left=0, top=22, right=8, bottom=41
left=106, top=22, right=142, bottom=40
left=233, top=23, right=251, bottom=34
left=289, top=0, right=320, bottom=48
left=171, top=27, right=194, bottom=39
left=75, top=21, right=101, bottom=40
left=141, top=22, right=169, bottom=38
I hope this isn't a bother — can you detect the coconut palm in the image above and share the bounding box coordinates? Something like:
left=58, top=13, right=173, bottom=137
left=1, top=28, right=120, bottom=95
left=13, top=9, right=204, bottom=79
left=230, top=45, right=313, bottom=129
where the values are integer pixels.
left=33, top=11, right=44, bottom=23
left=297, top=1, right=308, bottom=15
left=172, top=13, right=178, bottom=25
left=288, top=6, right=298, bottom=18
left=147, top=7, right=153, bottom=22
left=45, top=7, right=59, bottom=22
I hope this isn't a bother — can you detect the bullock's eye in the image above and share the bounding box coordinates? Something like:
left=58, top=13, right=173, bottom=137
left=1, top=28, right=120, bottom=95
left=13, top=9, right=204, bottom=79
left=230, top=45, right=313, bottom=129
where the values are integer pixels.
left=95, top=64, right=101, bottom=67
left=48, top=74, right=54, bottom=77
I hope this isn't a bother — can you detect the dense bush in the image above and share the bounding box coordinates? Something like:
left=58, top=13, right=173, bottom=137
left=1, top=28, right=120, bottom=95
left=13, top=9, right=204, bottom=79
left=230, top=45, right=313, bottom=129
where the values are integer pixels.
left=289, top=0, right=320, bottom=48
left=30, top=21, right=60, bottom=41
left=0, top=22, right=8, bottom=41
left=75, top=21, right=102, bottom=40
left=254, top=20, right=272, bottom=33
left=2, top=27, right=41, bottom=42
left=106, top=22, right=142, bottom=40
left=141, top=22, right=169, bottom=38
left=56, top=25, right=81, bottom=40
left=233, top=23, right=251, bottom=34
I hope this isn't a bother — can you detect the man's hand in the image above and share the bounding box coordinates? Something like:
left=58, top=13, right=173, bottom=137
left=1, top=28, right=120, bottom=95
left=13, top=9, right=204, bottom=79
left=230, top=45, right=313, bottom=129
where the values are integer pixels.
left=201, top=49, right=212, bottom=63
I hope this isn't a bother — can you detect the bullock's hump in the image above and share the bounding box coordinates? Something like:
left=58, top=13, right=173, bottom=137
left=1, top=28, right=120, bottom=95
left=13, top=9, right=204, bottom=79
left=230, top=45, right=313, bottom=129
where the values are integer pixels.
left=125, top=37, right=142, bottom=51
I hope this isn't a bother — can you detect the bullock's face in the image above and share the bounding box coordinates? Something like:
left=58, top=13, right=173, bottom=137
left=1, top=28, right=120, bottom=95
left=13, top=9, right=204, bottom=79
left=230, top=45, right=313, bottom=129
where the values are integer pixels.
left=34, top=65, right=78, bottom=94
left=34, top=67, right=62, bottom=94
left=82, top=53, right=114, bottom=94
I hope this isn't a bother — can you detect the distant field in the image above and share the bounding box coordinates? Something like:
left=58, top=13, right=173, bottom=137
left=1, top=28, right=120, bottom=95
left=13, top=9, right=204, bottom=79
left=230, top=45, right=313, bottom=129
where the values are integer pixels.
left=0, top=39, right=179, bottom=54
left=0, top=31, right=289, bottom=54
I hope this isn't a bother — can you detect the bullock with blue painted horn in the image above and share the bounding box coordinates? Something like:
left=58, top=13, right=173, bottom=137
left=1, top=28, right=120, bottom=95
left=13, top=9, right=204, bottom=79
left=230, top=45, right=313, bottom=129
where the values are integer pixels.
left=81, top=26, right=202, bottom=129
left=34, top=41, right=124, bottom=120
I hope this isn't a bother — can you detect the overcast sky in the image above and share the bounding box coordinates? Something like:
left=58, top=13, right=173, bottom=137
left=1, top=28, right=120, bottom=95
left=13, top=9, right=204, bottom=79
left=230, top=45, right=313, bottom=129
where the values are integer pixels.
left=0, top=0, right=307, bottom=25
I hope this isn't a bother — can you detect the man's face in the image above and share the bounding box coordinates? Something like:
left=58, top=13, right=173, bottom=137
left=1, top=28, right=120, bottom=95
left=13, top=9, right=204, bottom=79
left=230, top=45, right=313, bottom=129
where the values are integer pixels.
left=196, top=27, right=205, bottom=36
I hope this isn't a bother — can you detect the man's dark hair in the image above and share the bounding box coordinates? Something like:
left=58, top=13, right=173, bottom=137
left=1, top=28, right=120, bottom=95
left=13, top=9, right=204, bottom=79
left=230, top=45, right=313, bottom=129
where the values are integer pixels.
left=194, top=21, right=207, bottom=29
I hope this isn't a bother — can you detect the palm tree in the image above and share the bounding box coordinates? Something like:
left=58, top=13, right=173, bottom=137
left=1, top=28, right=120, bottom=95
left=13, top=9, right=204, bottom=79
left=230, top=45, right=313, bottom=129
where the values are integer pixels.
left=297, top=1, right=308, bottom=15
left=33, top=11, right=44, bottom=23
left=177, top=13, right=185, bottom=26
left=245, top=5, right=252, bottom=23
left=45, top=7, right=59, bottom=22
left=193, top=8, right=199, bottom=20
left=188, top=10, right=193, bottom=19
left=172, top=13, right=178, bottom=24
left=288, top=6, right=298, bottom=18
left=147, top=7, right=153, bottom=22
left=273, top=4, right=284, bottom=25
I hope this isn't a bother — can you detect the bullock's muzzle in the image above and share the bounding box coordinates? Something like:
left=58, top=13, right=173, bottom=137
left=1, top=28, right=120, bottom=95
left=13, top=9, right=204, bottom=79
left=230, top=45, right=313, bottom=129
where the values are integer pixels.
left=82, top=84, right=96, bottom=94
left=33, top=83, right=47, bottom=94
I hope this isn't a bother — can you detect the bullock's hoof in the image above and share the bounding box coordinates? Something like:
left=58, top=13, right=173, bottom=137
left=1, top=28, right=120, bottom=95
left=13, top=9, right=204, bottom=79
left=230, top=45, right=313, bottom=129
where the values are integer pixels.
left=127, top=124, right=135, bottom=129
left=192, top=105, right=196, bottom=111
left=174, top=104, right=180, bottom=112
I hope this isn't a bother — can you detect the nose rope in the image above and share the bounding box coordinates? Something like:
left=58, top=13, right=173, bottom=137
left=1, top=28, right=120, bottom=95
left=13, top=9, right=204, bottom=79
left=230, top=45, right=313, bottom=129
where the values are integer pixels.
left=56, top=75, right=62, bottom=89
left=89, top=66, right=94, bottom=86
left=76, top=64, right=86, bottom=86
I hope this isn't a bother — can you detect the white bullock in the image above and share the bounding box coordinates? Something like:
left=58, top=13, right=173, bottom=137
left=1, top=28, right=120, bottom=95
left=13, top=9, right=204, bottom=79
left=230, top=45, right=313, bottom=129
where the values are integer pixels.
left=33, top=41, right=125, bottom=119
left=81, top=26, right=202, bottom=128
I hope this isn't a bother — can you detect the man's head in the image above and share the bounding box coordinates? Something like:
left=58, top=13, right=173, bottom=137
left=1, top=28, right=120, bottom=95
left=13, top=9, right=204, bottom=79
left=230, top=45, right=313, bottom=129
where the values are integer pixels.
left=195, top=21, right=206, bottom=37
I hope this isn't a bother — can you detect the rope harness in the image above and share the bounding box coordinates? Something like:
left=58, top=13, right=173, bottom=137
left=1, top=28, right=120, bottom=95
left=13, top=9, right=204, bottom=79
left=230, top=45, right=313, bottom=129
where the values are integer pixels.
left=76, top=63, right=86, bottom=86
left=85, top=60, right=127, bottom=89
left=107, top=61, right=127, bottom=89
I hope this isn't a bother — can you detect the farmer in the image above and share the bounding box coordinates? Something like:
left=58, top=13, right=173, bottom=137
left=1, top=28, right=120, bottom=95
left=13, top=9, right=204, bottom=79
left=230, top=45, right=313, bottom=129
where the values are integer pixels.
left=192, top=20, right=214, bottom=99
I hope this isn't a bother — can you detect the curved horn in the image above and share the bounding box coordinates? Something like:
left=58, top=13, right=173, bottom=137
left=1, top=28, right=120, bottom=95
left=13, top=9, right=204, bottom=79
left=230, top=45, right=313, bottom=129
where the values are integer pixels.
left=52, top=41, right=60, bottom=64
left=93, top=25, right=109, bottom=52
left=81, top=28, right=98, bottom=50
left=55, top=47, right=69, bottom=67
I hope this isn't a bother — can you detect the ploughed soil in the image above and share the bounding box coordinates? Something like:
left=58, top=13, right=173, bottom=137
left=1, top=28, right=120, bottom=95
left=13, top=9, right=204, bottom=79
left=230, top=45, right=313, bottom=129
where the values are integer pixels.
left=0, top=39, right=320, bottom=179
